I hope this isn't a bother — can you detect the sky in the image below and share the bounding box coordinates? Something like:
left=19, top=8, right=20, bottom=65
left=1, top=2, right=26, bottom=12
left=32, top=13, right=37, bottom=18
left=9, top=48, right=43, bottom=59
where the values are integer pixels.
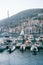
left=0, top=0, right=43, bottom=20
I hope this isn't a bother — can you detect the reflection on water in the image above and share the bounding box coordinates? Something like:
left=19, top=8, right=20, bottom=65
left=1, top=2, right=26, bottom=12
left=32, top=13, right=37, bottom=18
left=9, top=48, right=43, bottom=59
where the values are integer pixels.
left=0, top=34, right=43, bottom=65
left=0, top=49, right=43, bottom=65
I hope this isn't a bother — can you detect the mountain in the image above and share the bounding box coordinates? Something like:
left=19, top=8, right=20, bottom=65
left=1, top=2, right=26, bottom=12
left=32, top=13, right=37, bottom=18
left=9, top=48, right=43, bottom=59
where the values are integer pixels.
left=0, top=8, right=43, bottom=27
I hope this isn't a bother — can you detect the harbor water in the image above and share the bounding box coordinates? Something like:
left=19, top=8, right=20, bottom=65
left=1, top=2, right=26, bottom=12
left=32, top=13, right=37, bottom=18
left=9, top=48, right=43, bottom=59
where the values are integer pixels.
left=0, top=49, right=43, bottom=65
left=0, top=33, right=43, bottom=65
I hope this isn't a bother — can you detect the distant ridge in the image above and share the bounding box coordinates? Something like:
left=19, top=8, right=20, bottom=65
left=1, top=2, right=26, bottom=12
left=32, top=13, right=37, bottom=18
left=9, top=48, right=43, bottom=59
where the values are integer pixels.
left=0, top=8, right=43, bottom=27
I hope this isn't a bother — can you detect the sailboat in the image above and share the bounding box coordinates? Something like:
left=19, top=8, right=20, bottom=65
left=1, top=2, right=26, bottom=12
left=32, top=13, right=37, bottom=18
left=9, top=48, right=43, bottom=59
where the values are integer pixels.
left=20, top=29, right=24, bottom=36
left=16, top=29, right=25, bottom=47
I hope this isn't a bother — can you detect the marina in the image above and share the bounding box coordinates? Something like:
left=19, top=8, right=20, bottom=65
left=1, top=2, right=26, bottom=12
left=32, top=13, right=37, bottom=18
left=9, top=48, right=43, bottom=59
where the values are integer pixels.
left=0, top=23, right=43, bottom=65
left=0, top=6, right=43, bottom=65
left=0, top=29, right=43, bottom=52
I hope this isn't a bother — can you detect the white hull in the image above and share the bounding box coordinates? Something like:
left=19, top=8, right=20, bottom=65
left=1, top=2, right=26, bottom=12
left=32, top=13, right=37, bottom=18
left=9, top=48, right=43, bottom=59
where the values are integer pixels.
left=30, top=45, right=38, bottom=52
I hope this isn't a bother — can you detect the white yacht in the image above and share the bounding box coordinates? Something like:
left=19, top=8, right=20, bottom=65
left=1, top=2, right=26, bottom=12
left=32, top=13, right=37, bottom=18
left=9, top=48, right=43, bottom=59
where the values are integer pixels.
left=30, top=45, right=38, bottom=52
left=34, top=41, right=42, bottom=47
left=7, top=45, right=16, bottom=53
left=35, top=37, right=40, bottom=41
left=16, top=29, right=25, bottom=47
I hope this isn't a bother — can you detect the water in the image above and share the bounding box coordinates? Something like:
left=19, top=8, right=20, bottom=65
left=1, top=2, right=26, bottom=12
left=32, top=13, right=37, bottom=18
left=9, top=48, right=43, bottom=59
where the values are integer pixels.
left=0, top=49, right=43, bottom=65
left=0, top=35, right=43, bottom=65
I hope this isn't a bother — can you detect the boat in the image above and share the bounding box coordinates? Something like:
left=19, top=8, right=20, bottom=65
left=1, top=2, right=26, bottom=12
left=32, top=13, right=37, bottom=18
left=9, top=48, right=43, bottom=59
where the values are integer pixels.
left=0, top=37, right=6, bottom=52
left=30, top=45, right=38, bottom=52
left=28, top=35, right=34, bottom=41
left=16, top=42, right=22, bottom=47
left=20, top=44, right=26, bottom=51
left=35, top=37, right=40, bottom=41
left=34, top=41, right=42, bottom=47
left=7, top=45, right=16, bottom=53
left=35, top=35, right=43, bottom=42
left=17, top=29, right=25, bottom=41
left=20, top=29, right=24, bottom=36
left=20, top=39, right=33, bottom=51
left=39, top=35, right=43, bottom=41
left=30, top=44, right=38, bottom=55
left=1, top=32, right=9, bottom=37
left=16, top=29, right=25, bottom=47
left=0, top=44, right=6, bottom=52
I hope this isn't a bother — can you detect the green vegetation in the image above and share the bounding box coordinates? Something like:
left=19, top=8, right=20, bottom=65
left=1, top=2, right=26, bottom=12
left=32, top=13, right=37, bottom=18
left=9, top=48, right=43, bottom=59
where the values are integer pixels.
left=0, top=9, right=43, bottom=27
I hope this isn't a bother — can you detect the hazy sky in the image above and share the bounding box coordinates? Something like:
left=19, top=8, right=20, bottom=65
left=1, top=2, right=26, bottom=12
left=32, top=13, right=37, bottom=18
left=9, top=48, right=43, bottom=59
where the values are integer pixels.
left=0, top=0, right=43, bottom=20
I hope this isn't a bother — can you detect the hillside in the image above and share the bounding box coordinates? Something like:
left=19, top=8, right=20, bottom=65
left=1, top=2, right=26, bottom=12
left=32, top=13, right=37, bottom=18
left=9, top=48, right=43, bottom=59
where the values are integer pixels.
left=0, top=8, right=43, bottom=27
